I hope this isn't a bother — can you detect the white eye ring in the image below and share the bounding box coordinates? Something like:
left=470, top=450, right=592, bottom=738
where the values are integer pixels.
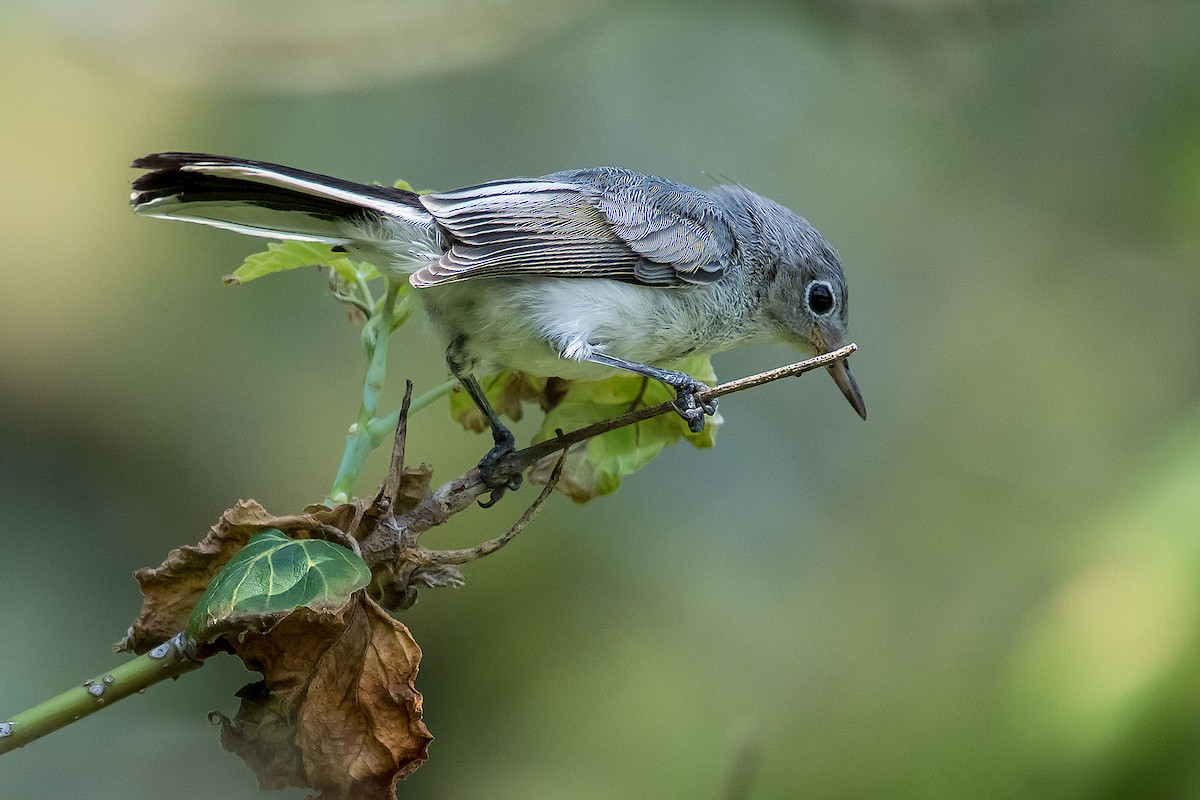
left=806, top=280, right=836, bottom=316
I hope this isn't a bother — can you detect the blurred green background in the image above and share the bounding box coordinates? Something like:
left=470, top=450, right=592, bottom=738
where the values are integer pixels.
left=3, top=0, right=1199, bottom=797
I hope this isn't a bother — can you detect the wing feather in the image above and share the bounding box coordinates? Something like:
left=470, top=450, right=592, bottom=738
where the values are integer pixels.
left=411, top=168, right=735, bottom=288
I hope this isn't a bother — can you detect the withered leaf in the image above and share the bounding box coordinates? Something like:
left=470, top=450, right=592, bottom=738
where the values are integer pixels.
left=448, top=370, right=565, bottom=432
left=118, top=489, right=432, bottom=654
left=377, top=462, right=434, bottom=516
left=528, top=442, right=598, bottom=504
left=214, top=592, right=431, bottom=798
left=118, top=500, right=278, bottom=653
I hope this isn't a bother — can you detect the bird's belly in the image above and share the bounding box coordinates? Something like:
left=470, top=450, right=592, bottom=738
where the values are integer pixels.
left=417, top=277, right=726, bottom=379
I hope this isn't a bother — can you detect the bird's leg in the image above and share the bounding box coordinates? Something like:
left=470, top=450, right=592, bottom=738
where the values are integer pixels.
left=447, top=339, right=521, bottom=507
left=584, top=352, right=718, bottom=433
left=458, top=373, right=522, bottom=506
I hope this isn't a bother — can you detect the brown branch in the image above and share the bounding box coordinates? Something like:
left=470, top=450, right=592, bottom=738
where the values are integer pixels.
left=398, top=343, right=856, bottom=520
left=500, top=342, right=856, bottom=469
left=358, top=344, right=857, bottom=598
left=416, top=448, right=567, bottom=566
left=377, top=380, right=414, bottom=509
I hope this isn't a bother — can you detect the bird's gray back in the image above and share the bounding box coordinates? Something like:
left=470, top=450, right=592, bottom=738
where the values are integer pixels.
left=412, top=167, right=738, bottom=288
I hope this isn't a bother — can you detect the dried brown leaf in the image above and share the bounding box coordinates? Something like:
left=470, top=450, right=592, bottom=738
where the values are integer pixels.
left=214, top=593, right=431, bottom=798
left=528, top=442, right=599, bottom=503
left=118, top=500, right=280, bottom=653
left=449, top=371, right=568, bottom=432
left=117, top=486, right=438, bottom=654
left=384, top=462, right=434, bottom=516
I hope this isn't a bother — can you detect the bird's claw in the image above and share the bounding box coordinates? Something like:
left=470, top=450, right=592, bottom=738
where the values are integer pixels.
left=477, top=438, right=522, bottom=508
left=670, top=381, right=717, bottom=433
left=478, top=472, right=522, bottom=508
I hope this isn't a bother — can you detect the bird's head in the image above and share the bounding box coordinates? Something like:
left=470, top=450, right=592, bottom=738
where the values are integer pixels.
left=758, top=203, right=866, bottom=421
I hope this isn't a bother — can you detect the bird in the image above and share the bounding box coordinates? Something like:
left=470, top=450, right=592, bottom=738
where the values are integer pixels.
left=131, top=153, right=865, bottom=502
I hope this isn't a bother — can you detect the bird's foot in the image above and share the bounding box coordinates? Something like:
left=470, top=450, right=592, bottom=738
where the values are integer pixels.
left=476, top=432, right=522, bottom=508
left=667, top=376, right=718, bottom=434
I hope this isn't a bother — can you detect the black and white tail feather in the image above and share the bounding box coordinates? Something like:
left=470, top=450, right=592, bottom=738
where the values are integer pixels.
left=130, top=152, right=445, bottom=274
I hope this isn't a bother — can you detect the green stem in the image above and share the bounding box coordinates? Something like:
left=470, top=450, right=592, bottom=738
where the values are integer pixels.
left=365, top=379, right=457, bottom=447
left=327, top=280, right=401, bottom=505
left=0, top=633, right=201, bottom=754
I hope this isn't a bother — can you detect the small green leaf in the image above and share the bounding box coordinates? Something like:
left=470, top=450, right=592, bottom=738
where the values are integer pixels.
left=226, top=241, right=380, bottom=285
left=389, top=286, right=418, bottom=332
left=186, top=529, right=371, bottom=642
left=530, top=355, right=721, bottom=501
left=393, top=178, right=434, bottom=195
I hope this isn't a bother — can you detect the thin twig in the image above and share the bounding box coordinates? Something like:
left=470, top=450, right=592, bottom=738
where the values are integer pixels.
left=415, top=449, right=567, bottom=566
left=722, top=728, right=763, bottom=800
left=372, top=345, right=857, bottom=549
left=378, top=380, right=414, bottom=509
left=706, top=343, right=857, bottom=399
left=314, top=524, right=363, bottom=557
left=499, top=343, right=857, bottom=471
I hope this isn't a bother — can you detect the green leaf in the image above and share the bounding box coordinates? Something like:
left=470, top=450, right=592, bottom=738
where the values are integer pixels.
left=225, top=241, right=380, bottom=285
left=186, top=529, right=371, bottom=643
left=529, top=354, right=721, bottom=501
left=393, top=178, right=434, bottom=195
left=447, top=358, right=721, bottom=501
left=389, top=286, right=418, bottom=332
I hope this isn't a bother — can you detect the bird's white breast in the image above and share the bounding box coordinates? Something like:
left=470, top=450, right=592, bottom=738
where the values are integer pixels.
left=417, top=276, right=772, bottom=380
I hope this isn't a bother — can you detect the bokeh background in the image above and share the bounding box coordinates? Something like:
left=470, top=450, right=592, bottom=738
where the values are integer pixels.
left=3, top=0, right=1200, bottom=797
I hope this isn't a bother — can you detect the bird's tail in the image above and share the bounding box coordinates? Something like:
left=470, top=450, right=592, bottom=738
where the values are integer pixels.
left=130, top=152, right=442, bottom=270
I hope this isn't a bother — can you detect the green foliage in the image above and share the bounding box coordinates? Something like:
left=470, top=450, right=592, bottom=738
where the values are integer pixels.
left=447, top=356, right=719, bottom=501
left=531, top=355, right=719, bottom=500
left=186, top=529, right=371, bottom=643
left=226, top=241, right=381, bottom=285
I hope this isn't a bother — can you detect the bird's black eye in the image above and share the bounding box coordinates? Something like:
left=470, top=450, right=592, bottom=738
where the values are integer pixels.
left=807, top=281, right=835, bottom=315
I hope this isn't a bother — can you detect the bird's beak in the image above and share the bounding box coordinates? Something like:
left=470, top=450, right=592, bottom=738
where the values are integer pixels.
left=827, top=357, right=867, bottom=420
left=812, top=331, right=866, bottom=420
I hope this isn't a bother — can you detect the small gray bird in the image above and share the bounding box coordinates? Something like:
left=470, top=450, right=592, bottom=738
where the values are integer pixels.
left=131, top=153, right=865, bottom=499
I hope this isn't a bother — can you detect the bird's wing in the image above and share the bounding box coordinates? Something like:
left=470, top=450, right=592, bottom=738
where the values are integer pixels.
left=411, top=168, right=735, bottom=287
